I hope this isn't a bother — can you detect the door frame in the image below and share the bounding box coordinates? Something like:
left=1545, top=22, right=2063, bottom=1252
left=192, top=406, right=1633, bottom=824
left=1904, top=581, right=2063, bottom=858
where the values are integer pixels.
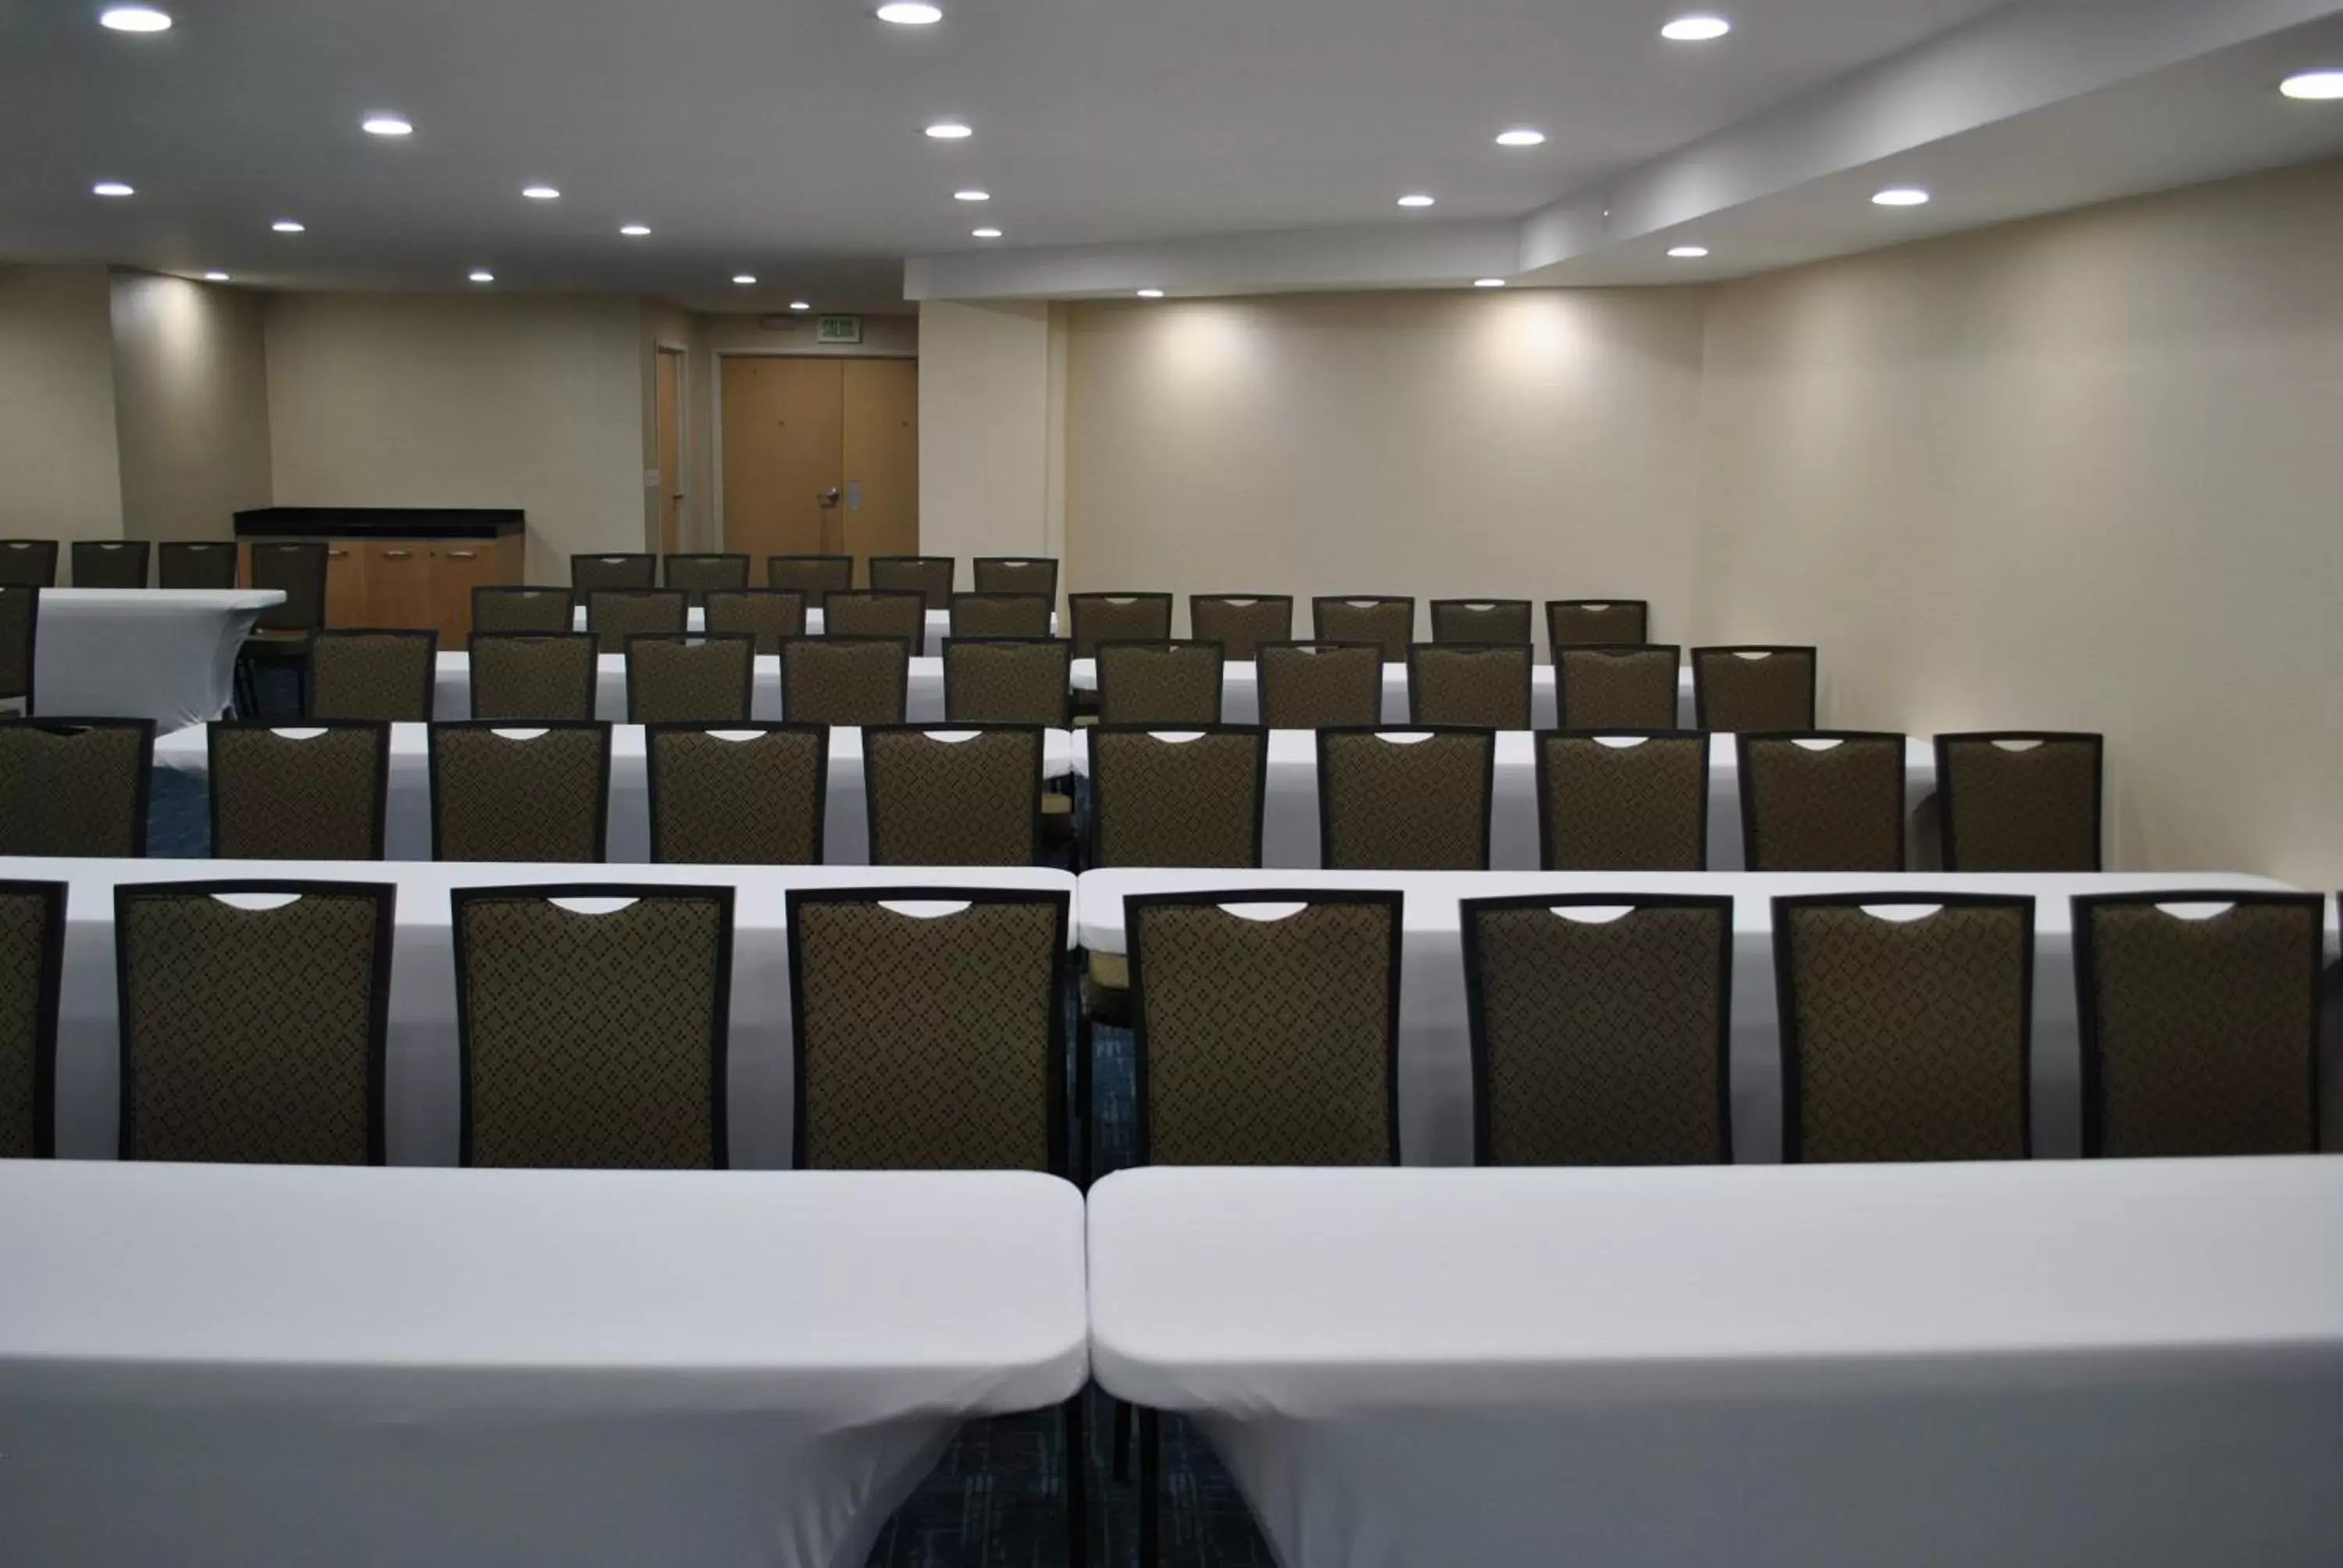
left=709, top=347, right=918, bottom=553
left=654, top=340, right=690, bottom=554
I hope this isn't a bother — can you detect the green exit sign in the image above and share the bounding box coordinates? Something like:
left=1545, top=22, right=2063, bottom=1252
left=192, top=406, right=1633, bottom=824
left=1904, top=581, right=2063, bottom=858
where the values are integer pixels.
left=816, top=315, right=863, bottom=344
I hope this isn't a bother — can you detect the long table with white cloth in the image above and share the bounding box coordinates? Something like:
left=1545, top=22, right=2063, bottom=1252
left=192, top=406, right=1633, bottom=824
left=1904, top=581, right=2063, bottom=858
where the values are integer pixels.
left=1072, top=657, right=1698, bottom=729
left=1087, top=1160, right=2343, bottom=1568
left=0, top=1159, right=1087, bottom=1568
left=31, top=588, right=283, bottom=729
left=433, top=652, right=959, bottom=724
left=12, top=856, right=1075, bottom=1165
left=565, top=605, right=1052, bottom=656
left=154, top=723, right=1072, bottom=864
left=1078, top=868, right=2309, bottom=1163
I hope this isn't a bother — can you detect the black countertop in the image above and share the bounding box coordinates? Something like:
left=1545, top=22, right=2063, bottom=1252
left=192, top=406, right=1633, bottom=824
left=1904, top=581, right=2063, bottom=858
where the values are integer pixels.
left=235, top=507, right=526, bottom=540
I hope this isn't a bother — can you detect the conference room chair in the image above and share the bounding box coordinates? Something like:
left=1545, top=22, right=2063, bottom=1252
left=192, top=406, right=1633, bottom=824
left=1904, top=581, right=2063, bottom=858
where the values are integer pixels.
left=1556, top=644, right=1682, bottom=730
left=1088, top=727, right=1268, bottom=871
left=1774, top=894, right=2035, bottom=1163
left=779, top=636, right=911, bottom=726
left=972, top=555, right=1059, bottom=598
left=943, top=637, right=1073, bottom=727
left=2074, top=892, right=2323, bottom=1158
left=1407, top=641, right=1532, bottom=729
left=0, top=879, right=66, bottom=1159
left=206, top=722, right=389, bottom=861
left=1535, top=731, right=1710, bottom=871
left=0, top=540, right=59, bottom=589
left=1739, top=732, right=1908, bottom=871
left=703, top=587, right=807, bottom=654
left=868, top=554, right=956, bottom=614
left=623, top=633, right=754, bottom=725
left=1096, top=639, right=1225, bottom=725
left=822, top=589, right=926, bottom=647
left=0, top=583, right=35, bottom=717
left=1461, top=893, right=1734, bottom=1164
left=1692, top=645, right=1818, bottom=732
left=1429, top=598, right=1533, bottom=647
left=585, top=588, right=686, bottom=656
left=1546, top=599, right=1651, bottom=649
left=471, top=586, right=574, bottom=639
left=1189, top=594, right=1294, bottom=661
left=1318, top=727, right=1496, bottom=871
left=238, top=541, right=329, bottom=717
left=429, top=721, right=611, bottom=862
left=115, top=880, right=396, bottom=1165
left=1312, top=596, right=1414, bottom=662
left=157, top=540, right=238, bottom=590
left=661, top=552, right=750, bottom=606
left=570, top=552, right=658, bottom=595
left=0, top=718, right=154, bottom=857
left=1068, top=592, right=1174, bottom=659
left=452, top=885, right=735, bottom=1167
left=1935, top=732, right=2106, bottom=871
left=71, top=540, right=149, bottom=589
left=468, top=633, right=599, bottom=722
left=645, top=724, right=828, bottom=865
left=767, top=553, right=853, bottom=609
left=308, top=629, right=438, bottom=722
left=948, top=592, right=1054, bottom=640
left=865, top=725, right=1044, bottom=866
left=1257, top=640, right=1384, bottom=729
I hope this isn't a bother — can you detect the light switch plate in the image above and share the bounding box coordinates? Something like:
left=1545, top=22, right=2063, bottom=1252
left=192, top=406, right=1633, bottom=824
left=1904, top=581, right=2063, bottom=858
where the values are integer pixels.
left=643, top=469, right=661, bottom=490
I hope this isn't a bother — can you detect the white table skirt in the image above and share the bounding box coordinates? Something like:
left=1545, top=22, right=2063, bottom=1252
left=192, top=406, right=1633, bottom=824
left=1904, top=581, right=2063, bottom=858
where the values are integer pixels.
left=1071, top=659, right=1697, bottom=729
left=565, top=607, right=1025, bottom=658
left=1072, top=731, right=1936, bottom=871
left=1076, top=868, right=2305, bottom=1164
left=0, top=1160, right=1087, bottom=1568
left=154, top=723, right=1071, bottom=864
left=1088, top=1161, right=2343, bottom=1568
left=33, top=588, right=283, bottom=729
left=433, top=653, right=952, bottom=724
left=11, top=856, right=1075, bottom=1166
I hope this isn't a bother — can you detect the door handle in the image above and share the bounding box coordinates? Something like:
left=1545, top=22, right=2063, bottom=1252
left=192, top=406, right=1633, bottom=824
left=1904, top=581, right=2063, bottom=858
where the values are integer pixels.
left=818, top=488, right=841, bottom=508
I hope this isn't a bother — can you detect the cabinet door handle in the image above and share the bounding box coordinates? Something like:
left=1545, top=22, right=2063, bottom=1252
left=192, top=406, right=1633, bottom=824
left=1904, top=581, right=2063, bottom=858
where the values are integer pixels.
left=383, top=550, right=413, bottom=560
left=445, top=550, right=478, bottom=560
left=326, top=549, right=348, bottom=560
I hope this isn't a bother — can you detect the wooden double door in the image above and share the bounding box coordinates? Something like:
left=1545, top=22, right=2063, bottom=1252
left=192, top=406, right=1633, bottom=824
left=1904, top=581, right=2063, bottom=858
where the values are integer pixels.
left=721, top=356, right=918, bottom=583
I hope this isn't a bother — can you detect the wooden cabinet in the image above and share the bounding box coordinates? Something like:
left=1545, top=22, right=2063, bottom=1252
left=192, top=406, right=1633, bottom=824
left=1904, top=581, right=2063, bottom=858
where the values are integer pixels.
left=364, top=543, right=440, bottom=632
left=428, top=543, right=505, bottom=647
left=323, top=543, right=368, bottom=628
left=238, top=530, right=526, bottom=646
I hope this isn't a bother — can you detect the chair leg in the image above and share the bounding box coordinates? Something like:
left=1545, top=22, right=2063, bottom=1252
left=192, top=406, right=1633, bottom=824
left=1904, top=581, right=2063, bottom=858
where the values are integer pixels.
left=1065, top=1392, right=1089, bottom=1568
left=1139, top=1406, right=1161, bottom=1568
left=1112, top=1397, right=1132, bottom=1482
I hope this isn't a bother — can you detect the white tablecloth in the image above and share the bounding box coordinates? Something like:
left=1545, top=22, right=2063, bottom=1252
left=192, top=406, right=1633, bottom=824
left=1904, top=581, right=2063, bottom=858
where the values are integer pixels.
left=1077, top=868, right=2305, bottom=1164
left=433, top=653, right=954, bottom=724
left=33, top=588, right=283, bottom=729
left=1088, top=1160, right=2343, bottom=1568
left=565, top=606, right=1010, bottom=657
left=1071, top=659, right=1697, bottom=729
left=0, top=1160, right=1086, bottom=1568
left=11, top=856, right=1075, bottom=1165
left=154, top=724, right=1071, bottom=864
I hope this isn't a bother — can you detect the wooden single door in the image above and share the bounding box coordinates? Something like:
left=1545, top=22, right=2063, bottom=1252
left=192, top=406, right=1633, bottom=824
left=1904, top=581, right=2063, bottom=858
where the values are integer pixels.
left=364, top=543, right=437, bottom=632
left=841, top=358, right=920, bottom=579
left=655, top=347, right=686, bottom=556
left=722, top=357, right=844, bottom=579
left=322, top=543, right=368, bottom=628
left=430, top=543, right=502, bottom=646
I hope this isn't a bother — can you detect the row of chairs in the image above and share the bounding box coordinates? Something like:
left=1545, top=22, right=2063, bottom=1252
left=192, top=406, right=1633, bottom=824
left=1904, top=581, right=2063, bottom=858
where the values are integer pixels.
left=570, top=551, right=1057, bottom=609
left=0, top=538, right=239, bottom=590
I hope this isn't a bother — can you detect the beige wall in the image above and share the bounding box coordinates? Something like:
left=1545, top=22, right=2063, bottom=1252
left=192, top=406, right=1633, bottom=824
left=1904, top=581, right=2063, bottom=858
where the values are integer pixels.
left=918, top=300, right=1057, bottom=570
left=0, top=265, right=123, bottom=545
left=110, top=273, right=273, bottom=544
left=1695, top=157, right=2343, bottom=885
left=266, top=292, right=646, bottom=581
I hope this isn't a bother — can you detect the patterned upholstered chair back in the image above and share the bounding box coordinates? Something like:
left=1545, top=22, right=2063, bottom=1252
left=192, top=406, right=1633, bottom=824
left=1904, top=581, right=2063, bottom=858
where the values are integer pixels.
left=865, top=726, right=1043, bottom=867
left=1739, top=732, right=1906, bottom=871
left=2074, top=893, right=2322, bottom=1158
left=646, top=724, right=826, bottom=864
left=943, top=637, right=1072, bottom=727
left=1311, top=597, right=1414, bottom=662
left=868, top=555, right=956, bottom=614
left=1407, top=642, right=1532, bottom=729
left=767, top=554, right=853, bottom=610
left=248, top=542, right=327, bottom=631
left=1463, top=895, right=1732, bottom=1165
left=1318, top=728, right=1496, bottom=870
left=780, top=636, right=909, bottom=725
left=158, top=540, right=237, bottom=590
left=570, top=553, right=657, bottom=595
left=972, top=557, right=1059, bottom=598
left=1068, top=593, right=1174, bottom=658
left=468, top=633, right=597, bottom=722
left=454, top=886, right=733, bottom=1167
left=822, top=590, right=926, bottom=647
left=1129, top=892, right=1403, bottom=1165
left=585, top=589, right=686, bottom=657
left=1557, top=644, right=1680, bottom=730
left=471, top=586, right=573, bottom=640
left=116, top=882, right=395, bottom=1165
left=208, top=723, right=389, bottom=861
left=0, top=540, right=59, bottom=589
left=1089, top=726, right=1268, bottom=868
left=1188, top=596, right=1294, bottom=662
left=1429, top=599, right=1532, bottom=647
left=429, top=722, right=610, bottom=862
left=661, top=553, right=750, bottom=605
left=1096, top=640, right=1225, bottom=726
left=0, top=585, right=36, bottom=708
left=623, top=633, right=754, bottom=725
left=1535, top=731, right=1709, bottom=871
left=1692, top=646, right=1817, bottom=732
left=1258, top=641, right=1384, bottom=730
left=72, top=540, right=149, bottom=589
left=1546, top=600, right=1649, bottom=649
left=0, top=879, right=65, bottom=1159
left=1774, top=895, right=2034, bottom=1163
left=0, top=719, right=154, bottom=857
left=789, top=889, right=1069, bottom=1171
left=949, top=593, right=1054, bottom=640
left=1936, top=732, right=2104, bottom=871
left=704, top=589, right=807, bottom=654
left=308, top=629, right=438, bottom=722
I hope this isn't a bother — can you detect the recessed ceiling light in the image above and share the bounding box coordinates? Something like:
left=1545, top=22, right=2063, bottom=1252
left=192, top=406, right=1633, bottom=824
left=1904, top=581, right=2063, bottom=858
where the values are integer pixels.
left=1668, top=244, right=1710, bottom=258
left=954, top=188, right=990, bottom=201
left=733, top=274, right=758, bottom=285
left=789, top=300, right=811, bottom=311
left=1661, top=15, right=1731, bottom=41
left=619, top=223, right=651, bottom=237
left=1494, top=129, right=1546, bottom=148
left=1396, top=193, right=1435, bottom=208
left=522, top=184, right=560, bottom=201
left=92, top=181, right=135, bottom=198
left=1472, top=278, right=1507, bottom=288
left=272, top=219, right=305, bottom=233
left=972, top=226, right=1003, bottom=239
left=98, top=5, right=172, bottom=32
left=2280, top=70, right=2343, bottom=99
left=925, top=121, right=973, bottom=140
left=876, top=2, right=943, bottom=23
left=1136, top=289, right=1165, bottom=298
left=202, top=271, right=230, bottom=282
left=469, top=269, right=494, bottom=283
left=1871, top=186, right=1931, bottom=207
left=361, top=114, right=413, bottom=137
